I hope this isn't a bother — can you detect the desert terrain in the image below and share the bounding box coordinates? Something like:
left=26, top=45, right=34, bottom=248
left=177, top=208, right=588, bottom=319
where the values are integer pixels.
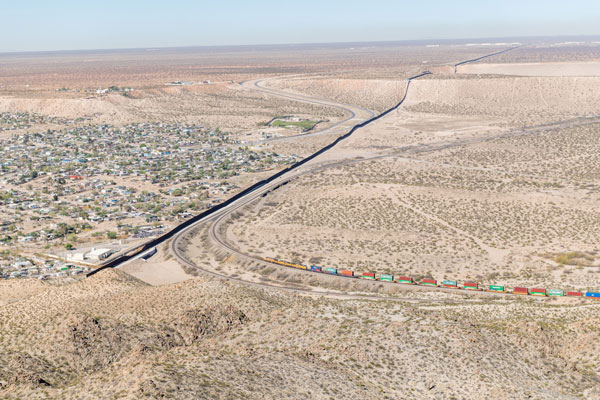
left=2, top=38, right=600, bottom=399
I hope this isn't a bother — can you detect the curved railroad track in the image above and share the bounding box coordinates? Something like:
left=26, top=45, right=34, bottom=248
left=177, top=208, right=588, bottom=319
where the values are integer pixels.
left=94, top=46, right=553, bottom=303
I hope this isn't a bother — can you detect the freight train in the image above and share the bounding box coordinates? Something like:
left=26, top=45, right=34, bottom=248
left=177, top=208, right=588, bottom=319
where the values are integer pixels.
left=264, top=257, right=600, bottom=299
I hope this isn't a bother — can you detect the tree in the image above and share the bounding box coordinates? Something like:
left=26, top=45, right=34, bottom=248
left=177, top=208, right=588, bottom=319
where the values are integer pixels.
left=65, top=243, right=73, bottom=250
left=106, top=231, right=117, bottom=240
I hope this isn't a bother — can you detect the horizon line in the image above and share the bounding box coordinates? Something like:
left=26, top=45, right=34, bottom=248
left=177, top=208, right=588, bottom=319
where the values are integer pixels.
left=1, top=33, right=599, bottom=56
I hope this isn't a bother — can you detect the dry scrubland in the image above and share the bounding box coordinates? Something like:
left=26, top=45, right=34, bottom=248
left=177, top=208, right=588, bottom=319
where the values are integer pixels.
left=4, top=40, right=600, bottom=399
left=2, top=269, right=600, bottom=399
left=222, top=68, right=600, bottom=292
left=268, top=77, right=412, bottom=112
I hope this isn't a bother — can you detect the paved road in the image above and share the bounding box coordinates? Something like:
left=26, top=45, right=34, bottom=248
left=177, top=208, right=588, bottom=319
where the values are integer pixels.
left=194, top=113, right=600, bottom=301
left=97, top=46, right=551, bottom=304
left=242, top=76, right=375, bottom=144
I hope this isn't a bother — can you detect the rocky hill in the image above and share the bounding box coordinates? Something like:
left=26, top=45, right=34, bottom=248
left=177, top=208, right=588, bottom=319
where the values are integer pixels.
left=1, top=269, right=600, bottom=399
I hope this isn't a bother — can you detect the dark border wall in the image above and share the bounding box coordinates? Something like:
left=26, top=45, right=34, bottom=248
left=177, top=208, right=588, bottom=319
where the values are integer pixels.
left=87, top=71, right=431, bottom=276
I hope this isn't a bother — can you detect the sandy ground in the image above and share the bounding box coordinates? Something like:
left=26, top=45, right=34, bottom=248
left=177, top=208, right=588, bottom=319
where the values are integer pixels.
left=459, top=61, right=600, bottom=76
left=119, top=241, right=193, bottom=285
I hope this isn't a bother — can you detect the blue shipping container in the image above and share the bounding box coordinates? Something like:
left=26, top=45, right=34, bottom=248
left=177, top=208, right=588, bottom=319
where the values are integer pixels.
left=585, top=292, right=600, bottom=298
left=310, top=265, right=322, bottom=272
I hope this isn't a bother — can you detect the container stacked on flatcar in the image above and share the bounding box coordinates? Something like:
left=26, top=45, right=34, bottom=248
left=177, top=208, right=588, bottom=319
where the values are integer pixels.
left=263, top=257, right=600, bottom=300
left=310, top=265, right=322, bottom=272
left=513, top=287, right=528, bottom=295
left=397, top=276, right=414, bottom=284
left=530, top=288, right=547, bottom=297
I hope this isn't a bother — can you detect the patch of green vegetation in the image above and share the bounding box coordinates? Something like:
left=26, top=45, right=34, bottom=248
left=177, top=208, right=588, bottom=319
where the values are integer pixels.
left=552, top=251, right=595, bottom=266
left=271, top=119, right=318, bottom=131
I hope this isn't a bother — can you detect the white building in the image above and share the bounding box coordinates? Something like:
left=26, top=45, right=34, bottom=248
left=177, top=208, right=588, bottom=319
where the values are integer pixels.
left=87, top=248, right=113, bottom=261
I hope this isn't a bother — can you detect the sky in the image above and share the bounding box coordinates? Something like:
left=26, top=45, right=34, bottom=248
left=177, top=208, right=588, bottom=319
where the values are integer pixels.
left=2, top=0, right=600, bottom=52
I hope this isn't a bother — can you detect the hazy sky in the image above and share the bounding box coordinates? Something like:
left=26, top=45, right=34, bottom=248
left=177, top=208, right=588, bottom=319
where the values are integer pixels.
left=2, top=0, right=600, bottom=52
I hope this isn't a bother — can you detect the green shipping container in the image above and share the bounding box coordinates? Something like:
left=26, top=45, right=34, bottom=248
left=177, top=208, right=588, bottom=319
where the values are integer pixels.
left=548, top=289, right=564, bottom=296
left=442, top=280, right=457, bottom=286
left=489, top=285, right=504, bottom=291
left=380, top=274, right=394, bottom=282
left=324, top=267, right=337, bottom=274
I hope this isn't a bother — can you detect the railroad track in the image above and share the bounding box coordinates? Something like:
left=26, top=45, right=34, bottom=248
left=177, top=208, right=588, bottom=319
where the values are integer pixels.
left=199, top=114, right=600, bottom=301
left=94, top=46, right=566, bottom=303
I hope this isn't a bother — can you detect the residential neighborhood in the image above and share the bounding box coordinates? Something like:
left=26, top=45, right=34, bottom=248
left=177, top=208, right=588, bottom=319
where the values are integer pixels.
left=0, top=116, right=298, bottom=277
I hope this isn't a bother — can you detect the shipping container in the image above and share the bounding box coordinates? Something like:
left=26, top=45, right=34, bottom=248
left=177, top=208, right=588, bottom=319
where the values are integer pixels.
left=422, top=279, right=437, bottom=286
left=397, top=276, right=413, bottom=284
left=548, top=289, right=564, bottom=296
left=585, top=292, right=600, bottom=299
left=380, top=274, right=394, bottom=282
left=362, top=272, right=376, bottom=280
left=340, top=270, right=354, bottom=277
left=567, top=291, right=583, bottom=297
left=442, top=280, right=458, bottom=287
left=488, top=285, right=504, bottom=292
left=310, top=265, right=322, bottom=273
left=464, top=282, right=479, bottom=290
left=530, top=288, right=547, bottom=296
left=324, top=267, right=338, bottom=275
left=512, top=287, right=529, bottom=295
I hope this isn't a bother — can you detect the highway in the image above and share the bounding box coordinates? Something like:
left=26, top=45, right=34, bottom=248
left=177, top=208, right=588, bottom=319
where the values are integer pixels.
left=197, top=113, right=600, bottom=302
left=243, top=76, right=376, bottom=143
left=89, top=46, right=545, bottom=302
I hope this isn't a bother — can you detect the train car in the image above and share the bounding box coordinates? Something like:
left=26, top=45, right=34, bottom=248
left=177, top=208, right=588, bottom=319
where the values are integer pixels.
left=310, top=265, right=322, bottom=273
left=324, top=267, right=337, bottom=275
left=442, top=280, right=458, bottom=288
left=463, top=282, right=479, bottom=290
left=293, top=264, right=308, bottom=270
left=530, top=288, right=547, bottom=297
left=421, top=278, right=437, bottom=286
left=340, top=270, right=354, bottom=277
left=585, top=291, right=600, bottom=299
left=548, top=289, right=564, bottom=297
left=512, top=287, right=529, bottom=295
left=488, top=285, right=505, bottom=292
left=362, top=272, right=376, bottom=280
left=380, top=274, right=394, bottom=282
left=567, top=291, right=583, bottom=297
left=397, top=276, right=414, bottom=284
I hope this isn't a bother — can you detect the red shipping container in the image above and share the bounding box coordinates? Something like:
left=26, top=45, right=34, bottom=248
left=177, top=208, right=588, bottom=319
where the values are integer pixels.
left=513, top=287, right=528, bottom=295
left=567, top=291, right=583, bottom=297
left=362, top=272, right=375, bottom=278
left=341, top=270, right=354, bottom=277
left=422, top=279, right=437, bottom=285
